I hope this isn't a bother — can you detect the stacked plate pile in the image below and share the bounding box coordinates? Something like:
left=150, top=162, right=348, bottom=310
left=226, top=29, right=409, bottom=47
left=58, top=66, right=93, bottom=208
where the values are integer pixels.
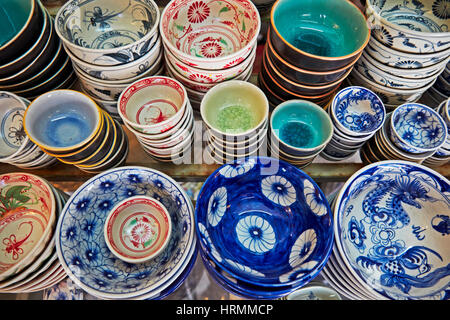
left=0, top=172, right=69, bottom=294
left=269, top=100, right=334, bottom=168
left=0, top=92, right=57, bottom=169
left=0, top=0, right=74, bottom=100
left=323, top=161, right=450, bottom=300
left=349, top=0, right=450, bottom=110
left=321, top=86, right=386, bottom=161
left=24, top=90, right=129, bottom=173
left=423, top=98, right=450, bottom=167
left=160, top=0, right=260, bottom=110
left=196, top=157, right=334, bottom=299
left=202, top=81, right=269, bottom=164
left=54, top=0, right=163, bottom=122
left=361, top=103, right=448, bottom=165
left=118, top=76, right=194, bottom=163
left=422, top=62, right=450, bottom=109
left=259, top=0, right=369, bottom=108
left=55, top=166, right=197, bottom=300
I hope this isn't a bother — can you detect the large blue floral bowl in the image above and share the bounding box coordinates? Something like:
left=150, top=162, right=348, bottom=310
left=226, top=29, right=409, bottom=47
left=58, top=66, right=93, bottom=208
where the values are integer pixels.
left=195, top=156, right=334, bottom=287
left=334, top=160, right=450, bottom=300
left=55, top=166, right=195, bottom=299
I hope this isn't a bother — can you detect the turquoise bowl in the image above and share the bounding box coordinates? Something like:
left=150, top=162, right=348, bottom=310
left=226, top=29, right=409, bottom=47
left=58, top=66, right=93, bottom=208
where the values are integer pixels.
left=0, top=0, right=33, bottom=46
left=270, top=100, right=334, bottom=157
left=270, top=0, right=370, bottom=71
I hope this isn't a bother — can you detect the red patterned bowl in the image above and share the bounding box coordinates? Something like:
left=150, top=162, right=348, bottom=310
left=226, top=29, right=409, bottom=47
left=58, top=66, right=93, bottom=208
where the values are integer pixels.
left=160, top=0, right=260, bottom=70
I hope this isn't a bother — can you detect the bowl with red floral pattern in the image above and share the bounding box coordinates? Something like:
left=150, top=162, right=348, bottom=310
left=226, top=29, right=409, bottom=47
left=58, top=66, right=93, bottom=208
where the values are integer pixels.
left=160, top=0, right=261, bottom=70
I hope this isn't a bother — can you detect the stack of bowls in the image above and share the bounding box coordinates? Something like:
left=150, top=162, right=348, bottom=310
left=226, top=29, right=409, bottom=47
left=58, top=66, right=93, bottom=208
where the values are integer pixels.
left=23, top=90, right=129, bottom=173
left=0, top=0, right=75, bottom=100
left=323, top=160, right=450, bottom=300
left=55, top=166, right=197, bottom=300
left=118, top=76, right=194, bottom=163
left=269, top=100, right=334, bottom=167
left=259, top=0, right=370, bottom=108
left=321, top=86, right=386, bottom=161
left=422, top=62, right=450, bottom=109
left=201, top=81, right=269, bottom=164
left=160, top=0, right=260, bottom=110
left=55, top=0, right=163, bottom=122
left=0, top=172, right=69, bottom=294
left=423, top=98, right=450, bottom=167
left=349, top=0, right=450, bottom=109
left=0, top=92, right=57, bottom=169
left=196, top=157, right=334, bottom=299
left=361, top=103, right=448, bottom=165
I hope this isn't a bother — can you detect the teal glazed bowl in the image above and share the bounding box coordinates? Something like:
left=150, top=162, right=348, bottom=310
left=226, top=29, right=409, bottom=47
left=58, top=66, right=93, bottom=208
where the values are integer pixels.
left=270, top=100, right=334, bottom=157
left=270, top=0, right=370, bottom=72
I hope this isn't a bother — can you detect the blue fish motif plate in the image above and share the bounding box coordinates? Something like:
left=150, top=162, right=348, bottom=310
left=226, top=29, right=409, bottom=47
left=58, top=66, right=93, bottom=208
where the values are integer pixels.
left=55, top=166, right=195, bottom=299
left=195, top=156, right=334, bottom=287
left=334, top=160, right=450, bottom=300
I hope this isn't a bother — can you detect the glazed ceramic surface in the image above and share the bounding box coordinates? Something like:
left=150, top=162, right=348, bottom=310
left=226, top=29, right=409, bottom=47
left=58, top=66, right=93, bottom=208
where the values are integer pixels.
left=160, top=0, right=260, bottom=70
left=334, top=161, right=450, bottom=299
left=285, top=284, right=342, bottom=300
left=196, top=157, right=334, bottom=286
left=0, top=0, right=34, bottom=47
left=55, top=0, right=160, bottom=65
left=367, top=0, right=450, bottom=53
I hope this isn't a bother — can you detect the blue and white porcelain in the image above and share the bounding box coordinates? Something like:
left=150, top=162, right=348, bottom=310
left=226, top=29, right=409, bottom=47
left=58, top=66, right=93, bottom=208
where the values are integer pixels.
left=55, top=0, right=160, bottom=66
left=434, top=74, right=450, bottom=97
left=389, top=103, right=447, bottom=154
left=195, top=157, right=334, bottom=290
left=55, top=166, right=196, bottom=299
left=367, top=0, right=450, bottom=53
left=333, top=160, right=450, bottom=300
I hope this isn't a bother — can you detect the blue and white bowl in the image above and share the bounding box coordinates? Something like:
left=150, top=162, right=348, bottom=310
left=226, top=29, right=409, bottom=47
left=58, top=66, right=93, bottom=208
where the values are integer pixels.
left=55, top=166, right=196, bottom=299
left=333, top=160, right=450, bottom=300
left=195, top=157, right=334, bottom=291
left=389, top=103, right=448, bottom=154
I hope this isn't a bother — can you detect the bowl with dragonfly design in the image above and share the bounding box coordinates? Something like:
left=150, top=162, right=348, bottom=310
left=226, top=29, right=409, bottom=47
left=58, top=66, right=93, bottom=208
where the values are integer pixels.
left=55, top=0, right=160, bottom=66
left=195, top=156, right=334, bottom=287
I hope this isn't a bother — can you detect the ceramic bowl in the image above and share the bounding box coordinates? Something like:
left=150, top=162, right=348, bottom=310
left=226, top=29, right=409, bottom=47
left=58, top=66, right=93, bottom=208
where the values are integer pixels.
left=24, top=89, right=103, bottom=153
left=334, top=160, right=450, bottom=299
left=434, top=75, right=450, bottom=97
left=331, top=86, right=386, bottom=137
left=366, top=0, right=450, bottom=53
left=160, top=0, right=260, bottom=70
left=196, top=156, right=333, bottom=287
left=118, top=76, right=187, bottom=134
left=0, top=0, right=43, bottom=64
left=201, top=80, right=269, bottom=139
left=390, top=103, right=447, bottom=154
left=0, top=173, right=56, bottom=281
left=270, top=100, right=333, bottom=157
left=55, top=166, right=195, bottom=299
left=104, top=196, right=172, bottom=264
left=284, top=283, right=342, bottom=300
left=55, top=0, right=160, bottom=66
left=206, top=121, right=268, bottom=150
left=270, top=0, right=370, bottom=72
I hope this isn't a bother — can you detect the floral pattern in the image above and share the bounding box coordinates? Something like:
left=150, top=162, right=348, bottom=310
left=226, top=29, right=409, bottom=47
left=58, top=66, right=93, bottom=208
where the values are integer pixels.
left=207, top=187, right=227, bottom=227
left=432, top=0, right=450, bottom=19
left=218, top=158, right=256, bottom=178
left=187, top=1, right=210, bottom=23
left=261, top=175, right=296, bottom=207
left=303, top=180, right=328, bottom=216
left=200, top=42, right=223, bottom=58
left=289, top=229, right=317, bottom=268
left=235, top=215, right=276, bottom=254
left=224, top=258, right=264, bottom=277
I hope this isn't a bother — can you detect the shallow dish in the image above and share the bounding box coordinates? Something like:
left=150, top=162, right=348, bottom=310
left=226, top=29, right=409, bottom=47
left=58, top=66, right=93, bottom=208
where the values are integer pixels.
left=284, top=283, right=342, bottom=300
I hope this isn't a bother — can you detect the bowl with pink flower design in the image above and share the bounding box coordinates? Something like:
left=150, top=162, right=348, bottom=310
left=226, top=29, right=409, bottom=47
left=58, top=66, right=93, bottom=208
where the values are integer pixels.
left=160, top=0, right=260, bottom=70
left=104, top=196, right=172, bottom=264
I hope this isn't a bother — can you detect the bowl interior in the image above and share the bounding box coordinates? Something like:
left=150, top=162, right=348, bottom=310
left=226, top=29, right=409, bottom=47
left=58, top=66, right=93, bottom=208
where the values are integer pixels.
left=0, top=93, right=28, bottom=158
left=202, top=82, right=267, bottom=135
left=161, top=0, right=259, bottom=59
left=57, top=0, right=158, bottom=50
left=272, top=100, right=333, bottom=149
left=25, top=91, right=100, bottom=149
left=0, top=0, right=33, bottom=46
left=272, top=0, right=369, bottom=57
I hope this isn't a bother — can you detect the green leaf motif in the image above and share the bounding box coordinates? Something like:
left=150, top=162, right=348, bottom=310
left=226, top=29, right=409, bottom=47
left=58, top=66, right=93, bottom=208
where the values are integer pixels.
left=242, top=21, right=246, bottom=32
left=175, top=24, right=184, bottom=31
left=219, top=38, right=228, bottom=46
left=219, top=6, right=229, bottom=14
left=5, top=186, right=30, bottom=206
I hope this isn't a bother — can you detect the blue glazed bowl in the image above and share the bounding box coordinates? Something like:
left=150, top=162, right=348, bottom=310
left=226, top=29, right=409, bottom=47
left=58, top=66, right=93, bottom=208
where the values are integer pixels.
left=55, top=166, right=195, bottom=299
left=270, top=100, right=333, bottom=157
left=195, top=157, right=334, bottom=287
left=389, top=103, right=448, bottom=154
left=333, top=160, right=450, bottom=300
left=331, top=86, right=386, bottom=137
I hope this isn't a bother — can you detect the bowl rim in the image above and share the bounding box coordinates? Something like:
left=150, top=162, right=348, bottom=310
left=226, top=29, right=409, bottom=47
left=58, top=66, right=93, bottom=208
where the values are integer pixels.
left=23, top=89, right=103, bottom=152
left=104, top=195, right=172, bottom=264
left=159, top=0, right=261, bottom=64
left=270, top=0, right=371, bottom=61
left=270, top=99, right=334, bottom=153
left=200, top=80, right=269, bottom=137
